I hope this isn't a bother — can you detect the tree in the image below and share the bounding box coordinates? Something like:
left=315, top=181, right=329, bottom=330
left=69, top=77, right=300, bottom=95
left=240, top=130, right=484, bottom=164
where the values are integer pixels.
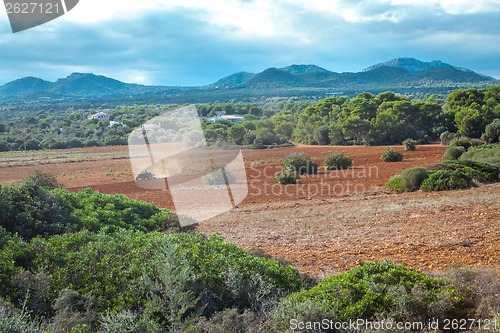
left=481, top=118, right=500, bottom=143
left=227, top=124, right=246, bottom=145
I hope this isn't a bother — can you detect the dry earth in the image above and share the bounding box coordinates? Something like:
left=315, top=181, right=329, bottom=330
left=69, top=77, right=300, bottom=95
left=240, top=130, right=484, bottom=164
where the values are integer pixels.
left=1, top=144, right=498, bottom=275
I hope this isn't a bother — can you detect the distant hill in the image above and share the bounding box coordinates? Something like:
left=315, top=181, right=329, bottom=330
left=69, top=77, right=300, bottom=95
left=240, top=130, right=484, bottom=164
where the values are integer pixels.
left=213, top=72, right=255, bottom=86
left=0, top=76, right=52, bottom=96
left=0, top=57, right=497, bottom=103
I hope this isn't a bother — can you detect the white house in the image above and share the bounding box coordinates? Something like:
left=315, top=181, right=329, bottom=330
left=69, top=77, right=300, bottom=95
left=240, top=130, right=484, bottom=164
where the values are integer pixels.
left=87, top=111, right=109, bottom=121
left=207, top=114, right=244, bottom=124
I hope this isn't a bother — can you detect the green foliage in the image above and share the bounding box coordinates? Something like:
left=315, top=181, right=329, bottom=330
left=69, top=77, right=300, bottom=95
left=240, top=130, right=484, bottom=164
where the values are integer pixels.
left=420, top=169, right=472, bottom=191
left=380, top=147, right=403, bottom=162
left=0, top=183, right=177, bottom=241
left=275, top=169, right=299, bottom=185
left=443, top=146, right=466, bottom=160
left=283, top=153, right=318, bottom=175
left=443, top=160, right=499, bottom=182
left=0, top=305, right=47, bottom=333
left=481, top=118, right=500, bottom=144
left=385, top=167, right=429, bottom=192
left=440, top=131, right=457, bottom=145
left=402, top=138, right=417, bottom=151
left=459, top=142, right=500, bottom=166
left=285, top=261, right=472, bottom=325
left=22, top=170, right=62, bottom=189
left=323, top=152, right=352, bottom=170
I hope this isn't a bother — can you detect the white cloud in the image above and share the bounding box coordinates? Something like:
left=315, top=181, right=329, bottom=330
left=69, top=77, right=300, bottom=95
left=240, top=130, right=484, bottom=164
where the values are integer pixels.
left=440, top=0, right=500, bottom=14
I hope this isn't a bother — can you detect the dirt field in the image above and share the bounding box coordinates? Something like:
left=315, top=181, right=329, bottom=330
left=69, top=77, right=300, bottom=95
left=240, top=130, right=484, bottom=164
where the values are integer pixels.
left=1, top=144, right=498, bottom=275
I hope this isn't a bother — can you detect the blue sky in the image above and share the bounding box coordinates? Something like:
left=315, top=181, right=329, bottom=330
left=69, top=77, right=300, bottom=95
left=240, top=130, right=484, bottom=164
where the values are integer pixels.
left=1, top=0, right=499, bottom=86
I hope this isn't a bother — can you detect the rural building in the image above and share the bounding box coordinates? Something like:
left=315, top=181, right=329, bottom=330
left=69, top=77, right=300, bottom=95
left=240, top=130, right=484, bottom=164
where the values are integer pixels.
left=87, top=111, right=109, bottom=121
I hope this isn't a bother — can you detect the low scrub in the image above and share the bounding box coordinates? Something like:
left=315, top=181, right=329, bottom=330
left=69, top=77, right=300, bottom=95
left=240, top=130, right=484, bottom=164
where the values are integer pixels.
left=385, top=167, right=429, bottom=192
left=275, top=169, right=299, bottom=185
left=443, top=146, right=465, bottom=160
left=459, top=142, right=500, bottom=166
left=323, top=152, right=352, bottom=170
left=283, top=261, right=472, bottom=327
left=283, top=153, right=318, bottom=175
left=380, top=147, right=403, bottom=162
left=420, top=169, right=473, bottom=192
left=402, top=138, right=417, bottom=151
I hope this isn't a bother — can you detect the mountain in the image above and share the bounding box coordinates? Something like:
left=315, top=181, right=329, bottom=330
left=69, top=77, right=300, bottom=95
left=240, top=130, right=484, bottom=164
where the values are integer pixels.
left=213, top=72, right=255, bottom=86
left=0, top=58, right=497, bottom=103
left=52, top=73, right=131, bottom=95
left=0, top=76, right=52, bottom=96
left=243, top=68, right=307, bottom=88
left=364, top=57, right=453, bottom=73
left=281, top=64, right=330, bottom=75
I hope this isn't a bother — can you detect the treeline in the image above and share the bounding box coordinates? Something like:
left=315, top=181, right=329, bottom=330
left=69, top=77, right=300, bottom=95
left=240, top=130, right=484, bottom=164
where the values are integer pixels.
left=1, top=173, right=498, bottom=332
left=1, top=86, right=499, bottom=152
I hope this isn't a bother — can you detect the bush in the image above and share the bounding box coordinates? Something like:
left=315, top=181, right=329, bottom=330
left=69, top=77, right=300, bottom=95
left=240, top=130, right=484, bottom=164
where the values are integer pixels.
left=460, top=142, right=500, bottom=166
left=284, top=261, right=471, bottom=326
left=323, top=152, right=352, bottom=170
left=275, top=169, right=298, bottom=185
left=450, top=137, right=483, bottom=150
left=283, top=153, right=318, bottom=175
left=402, top=138, right=417, bottom=151
left=380, top=147, right=403, bottom=162
left=443, top=160, right=499, bottom=182
left=443, top=146, right=465, bottom=160
left=420, top=169, right=472, bottom=192
left=400, top=167, right=429, bottom=191
left=22, top=170, right=62, bottom=189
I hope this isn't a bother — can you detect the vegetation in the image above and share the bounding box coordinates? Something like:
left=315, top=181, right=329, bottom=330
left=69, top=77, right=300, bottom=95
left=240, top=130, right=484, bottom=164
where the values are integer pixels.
left=443, top=145, right=466, bottom=160
left=460, top=142, right=500, bottom=166
left=282, top=153, right=318, bottom=175
left=323, top=152, right=352, bottom=170
left=402, top=138, right=417, bottom=151
left=281, top=261, right=473, bottom=328
left=275, top=169, right=299, bottom=185
left=385, top=160, right=499, bottom=192
left=380, top=147, right=404, bottom=162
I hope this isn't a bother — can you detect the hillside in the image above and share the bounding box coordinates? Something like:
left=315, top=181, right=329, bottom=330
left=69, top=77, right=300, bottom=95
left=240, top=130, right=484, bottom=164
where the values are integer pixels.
left=0, top=57, right=497, bottom=103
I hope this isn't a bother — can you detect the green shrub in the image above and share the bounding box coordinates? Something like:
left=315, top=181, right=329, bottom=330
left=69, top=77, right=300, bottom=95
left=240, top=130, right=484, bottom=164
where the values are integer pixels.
left=323, top=152, right=352, bottom=170
left=481, top=118, right=500, bottom=144
left=460, top=142, right=500, bottom=166
left=283, top=153, right=318, bottom=175
left=21, top=170, right=62, bottom=189
left=380, top=147, right=403, bottom=162
left=391, top=167, right=429, bottom=192
left=0, top=305, right=47, bottom=333
left=384, top=175, right=404, bottom=191
left=444, top=160, right=499, bottom=182
left=450, top=137, right=483, bottom=150
left=275, top=169, right=298, bottom=185
left=285, top=261, right=471, bottom=326
left=443, top=146, right=465, bottom=160
left=420, top=169, right=472, bottom=191
left=402, top=138, right=417, bottom=151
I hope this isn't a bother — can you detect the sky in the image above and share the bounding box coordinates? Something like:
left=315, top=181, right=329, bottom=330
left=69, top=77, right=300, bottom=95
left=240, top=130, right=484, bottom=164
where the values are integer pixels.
left=0, top=0, right=499, bottom=86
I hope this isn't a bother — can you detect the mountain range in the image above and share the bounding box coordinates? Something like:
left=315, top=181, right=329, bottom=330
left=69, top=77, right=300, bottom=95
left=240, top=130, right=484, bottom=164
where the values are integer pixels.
left=0, top=58, right=497, bottom=103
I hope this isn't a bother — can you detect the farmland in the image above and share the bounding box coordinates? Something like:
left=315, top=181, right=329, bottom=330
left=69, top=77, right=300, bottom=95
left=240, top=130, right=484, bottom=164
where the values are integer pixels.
left=1, top=144, right=498, bottom=275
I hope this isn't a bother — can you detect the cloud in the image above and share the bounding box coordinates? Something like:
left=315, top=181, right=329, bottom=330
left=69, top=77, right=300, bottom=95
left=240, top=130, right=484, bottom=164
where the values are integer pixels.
left=0, top=0, right=499, bottom=85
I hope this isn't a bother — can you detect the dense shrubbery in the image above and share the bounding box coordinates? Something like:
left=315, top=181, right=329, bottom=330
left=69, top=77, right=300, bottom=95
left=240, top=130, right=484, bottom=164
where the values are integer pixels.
left=460, top=142, right=500, bottom=166
left=402, top=138, right=417, bottom=151
left=385, top=160, right=499, bottom=192
left=380, top=147, right=403, bottom=162
left=323, top=152, right=352, bottom=170
left=0, top=178, right=177, bottom=240
left=282, top=261, right=472, bottom=328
